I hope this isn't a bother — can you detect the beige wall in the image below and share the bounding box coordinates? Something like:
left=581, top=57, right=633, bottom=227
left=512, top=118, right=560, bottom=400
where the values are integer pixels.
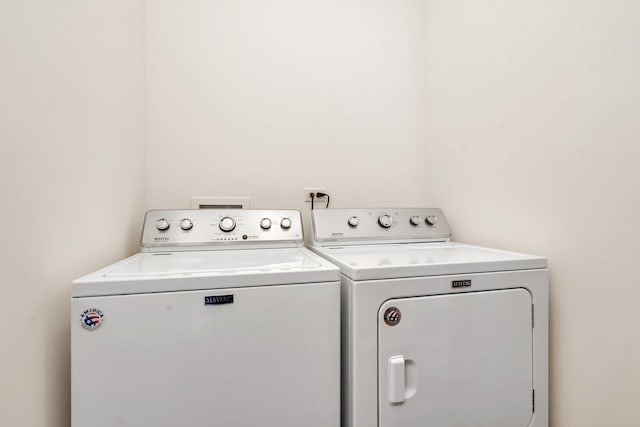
left=0, top=1, right=145, bottom=426
left=422, top=0, right=640, bottom=426
left=145, top=0, right=432, bottom=211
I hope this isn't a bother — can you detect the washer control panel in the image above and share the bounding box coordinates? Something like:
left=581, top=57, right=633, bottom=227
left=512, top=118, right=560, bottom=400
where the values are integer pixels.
left=141, top=209, right=303, bottom=251
left=310, top=208, right=451, bottom=246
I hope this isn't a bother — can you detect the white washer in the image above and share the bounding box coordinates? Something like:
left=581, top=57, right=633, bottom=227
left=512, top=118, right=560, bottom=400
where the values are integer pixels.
left=72, top=209, right=340, bottom=427
left=309, top=208, right=548, bottom=427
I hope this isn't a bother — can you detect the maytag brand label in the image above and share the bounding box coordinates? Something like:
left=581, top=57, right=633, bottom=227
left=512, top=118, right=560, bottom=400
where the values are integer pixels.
left=452, top=280, right=472, bottom=288
left=204, top=295, right=234, bottom=305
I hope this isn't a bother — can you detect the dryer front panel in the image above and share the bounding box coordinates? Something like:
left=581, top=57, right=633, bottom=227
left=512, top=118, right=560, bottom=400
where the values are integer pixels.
left=378, top=289, right=533, bottom=427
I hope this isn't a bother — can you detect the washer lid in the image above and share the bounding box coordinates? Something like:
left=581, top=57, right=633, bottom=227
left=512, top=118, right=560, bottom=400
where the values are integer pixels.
left=73, top=248, right=339, bottom=297
left=310, top=242, right=546, bottom=281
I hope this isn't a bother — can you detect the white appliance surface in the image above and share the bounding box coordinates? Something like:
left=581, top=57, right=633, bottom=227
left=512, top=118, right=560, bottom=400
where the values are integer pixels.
left=72, top=282, right=339, bottom=427
left=308, top=208, right=548, bottom=427
left=72, top=210, right=340, bottom=427
left=379, top=289, right=533, bottom=427
left=73, top=247, right=338, bottom=297
left=312, top=241, right=546, bottom=280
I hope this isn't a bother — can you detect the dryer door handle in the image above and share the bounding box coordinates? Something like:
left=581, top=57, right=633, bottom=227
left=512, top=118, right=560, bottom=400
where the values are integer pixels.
left=388, top=355, right=406, bottom=404
left=388, top=355, right=418, bottom=405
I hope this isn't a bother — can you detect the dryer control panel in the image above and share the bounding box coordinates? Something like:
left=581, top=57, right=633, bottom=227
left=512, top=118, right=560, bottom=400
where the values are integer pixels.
left=310, top=208, right=451, bottom=246
left=141, top=209, right=303, bottom=252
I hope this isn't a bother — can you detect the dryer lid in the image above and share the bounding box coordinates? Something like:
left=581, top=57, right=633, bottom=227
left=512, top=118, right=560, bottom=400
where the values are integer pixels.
left=311, top=242, right=547, bottom=281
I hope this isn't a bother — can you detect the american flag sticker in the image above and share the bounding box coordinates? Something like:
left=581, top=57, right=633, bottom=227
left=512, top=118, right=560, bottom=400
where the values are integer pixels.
left=80, top=308, right=104, bottom=331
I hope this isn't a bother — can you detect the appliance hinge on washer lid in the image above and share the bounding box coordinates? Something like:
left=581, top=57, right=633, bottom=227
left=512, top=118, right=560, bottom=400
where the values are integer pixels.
left=532, top=389, right=535, bottom=412
left=532, top=303, right=535, bottom=328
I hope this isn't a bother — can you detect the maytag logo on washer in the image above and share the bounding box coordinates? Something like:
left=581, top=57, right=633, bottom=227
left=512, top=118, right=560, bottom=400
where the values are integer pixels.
left=452, top=279, right=472, bottom=288
left=80, top=308, right=104, bottom=331
left=383, top=307, right=401, bottom=326
left=204, top=295, right=234, bottom=305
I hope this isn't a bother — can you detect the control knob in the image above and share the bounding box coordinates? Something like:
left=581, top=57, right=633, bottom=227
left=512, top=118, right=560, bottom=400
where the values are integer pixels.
left=409, top=215, right=421, bottom=226
left=348, top=216, right=360, bottom=227
left=378, top=214, right=393, bottom=228
left=260, top=218, right=272, bottom=230
left=179, top=218, right=193, bottom=231
left=155, top=218, right=170, bottom=231
left=280, top=217, right=292, bottom=229
left=426, top=215, right=438, bottom=226
left=219, top=217, right=236, bottom=232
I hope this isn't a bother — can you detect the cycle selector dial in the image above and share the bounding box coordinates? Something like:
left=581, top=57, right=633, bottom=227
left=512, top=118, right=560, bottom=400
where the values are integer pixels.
left=426, top=215, right=438, bottom=226
left=155, top=218, right=170, bottom=231
left=179, top=218, right=193, bottom=230
left=378, top=214, right=393, bottom=228
left=219, top=217, right=236, bottom=232
left=280, top=217, right=292, bottom=229
left=348, top=216, right=360, bottom=227
left=410, top=215, right=422, bottom=226
left=260, top=218, right=272, bottom=230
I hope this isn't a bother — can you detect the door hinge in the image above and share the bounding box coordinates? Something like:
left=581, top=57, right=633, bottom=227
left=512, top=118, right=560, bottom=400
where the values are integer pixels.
left=531, top=303, right=535, bottom=328
left=532, top=389, right=535, bottom=412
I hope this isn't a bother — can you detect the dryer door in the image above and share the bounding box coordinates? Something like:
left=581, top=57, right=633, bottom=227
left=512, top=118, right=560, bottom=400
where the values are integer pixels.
left=378, top=289, right=533, bottom=427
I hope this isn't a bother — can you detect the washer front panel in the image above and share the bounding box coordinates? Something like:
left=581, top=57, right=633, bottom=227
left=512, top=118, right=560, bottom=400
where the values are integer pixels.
left=72, top=282, right=340, bottom=427
left=378, top=289, right=533, bottom=427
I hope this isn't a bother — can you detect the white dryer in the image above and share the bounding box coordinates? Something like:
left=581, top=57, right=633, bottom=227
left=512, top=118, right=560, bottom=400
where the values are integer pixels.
left=309, top=208, right=548, bottom=427
left=71, top=209, right=340, bottom=427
